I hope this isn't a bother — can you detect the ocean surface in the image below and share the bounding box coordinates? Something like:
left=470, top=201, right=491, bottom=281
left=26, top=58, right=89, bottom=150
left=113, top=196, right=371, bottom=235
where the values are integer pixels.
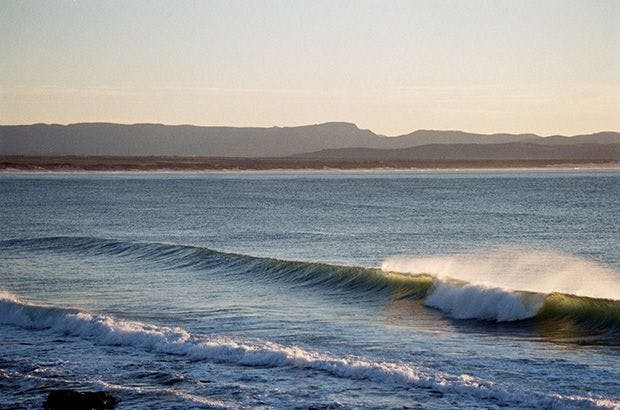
left=1, top=170, right=619, bottom=409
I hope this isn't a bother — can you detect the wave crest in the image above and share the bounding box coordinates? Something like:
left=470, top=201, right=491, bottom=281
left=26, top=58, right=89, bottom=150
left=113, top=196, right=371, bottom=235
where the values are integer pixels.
left=2, top=237, right=619, bottom=337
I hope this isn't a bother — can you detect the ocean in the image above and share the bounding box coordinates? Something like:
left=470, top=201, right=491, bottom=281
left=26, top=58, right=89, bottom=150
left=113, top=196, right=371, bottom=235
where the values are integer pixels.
left=0, top=170, right=618, bottom=409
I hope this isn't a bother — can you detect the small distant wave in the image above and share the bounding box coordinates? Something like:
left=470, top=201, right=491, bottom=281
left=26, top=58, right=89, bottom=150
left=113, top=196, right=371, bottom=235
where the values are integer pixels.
left=0, top=292, right=616, bottom=409
left=2, top=236, right=619, bottom=340
left=95, top=381, right=228, bottom=409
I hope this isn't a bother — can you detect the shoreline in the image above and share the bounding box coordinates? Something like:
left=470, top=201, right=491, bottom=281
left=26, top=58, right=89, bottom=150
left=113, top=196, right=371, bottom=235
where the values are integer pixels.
left=1, top=156, right=619, bottom=173
left=2, top=166, right=620, bottom=175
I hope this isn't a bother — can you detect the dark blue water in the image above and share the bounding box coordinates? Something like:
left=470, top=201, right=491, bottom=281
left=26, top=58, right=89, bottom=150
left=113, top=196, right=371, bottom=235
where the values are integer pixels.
left=1, top=170, right=619, bottom=409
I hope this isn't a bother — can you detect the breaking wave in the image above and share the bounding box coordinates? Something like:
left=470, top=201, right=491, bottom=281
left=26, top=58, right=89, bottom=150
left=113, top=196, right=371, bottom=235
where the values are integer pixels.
left=382, top=252, right=620, bottom=340
left=0, top=292, right=616, bottom=409
left=1, top=236, right=619, bottom=340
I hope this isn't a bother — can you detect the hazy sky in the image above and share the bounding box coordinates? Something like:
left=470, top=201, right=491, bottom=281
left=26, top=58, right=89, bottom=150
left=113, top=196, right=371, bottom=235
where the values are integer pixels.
left=1, top=0, right=619, bottom=135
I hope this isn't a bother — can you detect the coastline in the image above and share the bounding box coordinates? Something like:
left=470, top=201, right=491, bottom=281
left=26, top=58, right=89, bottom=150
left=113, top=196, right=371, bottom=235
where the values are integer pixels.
left=1, top=156, right=619, bottom=173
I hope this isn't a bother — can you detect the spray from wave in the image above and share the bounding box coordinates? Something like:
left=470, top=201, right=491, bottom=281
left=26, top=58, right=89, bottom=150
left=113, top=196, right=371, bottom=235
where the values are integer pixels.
left=381, top=250, right=620, bottom=300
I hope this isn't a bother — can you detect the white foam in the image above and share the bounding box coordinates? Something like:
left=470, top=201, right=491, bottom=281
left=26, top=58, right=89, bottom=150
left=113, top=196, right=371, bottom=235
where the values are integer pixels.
left=424, top=281, right=544, bottom=321
left=1, top=292, right=617, bottom=409
left=0, top=292, right=444, bottom=388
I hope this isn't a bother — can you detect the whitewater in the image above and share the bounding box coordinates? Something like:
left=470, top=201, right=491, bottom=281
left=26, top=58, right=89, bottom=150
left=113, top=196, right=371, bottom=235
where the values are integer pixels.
left=1, top=170, right=619, bottom=409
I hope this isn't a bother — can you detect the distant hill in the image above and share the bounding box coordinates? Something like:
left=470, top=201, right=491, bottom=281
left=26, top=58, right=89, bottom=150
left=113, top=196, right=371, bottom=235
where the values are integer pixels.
left=379, top=130, right=540, bottom=148
left=0, top=122, right=379, bottom=157
left=291, top=143, right=620, bottom=161
left=1, top=122, right=618, bottom=157
left=531, top=132, right=620, bottom=145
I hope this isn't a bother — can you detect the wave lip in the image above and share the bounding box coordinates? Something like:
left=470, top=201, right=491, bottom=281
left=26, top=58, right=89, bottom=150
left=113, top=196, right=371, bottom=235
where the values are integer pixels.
left=537, top=293, right=620, bottom=339
left=1, top=292, right=617, bottom=409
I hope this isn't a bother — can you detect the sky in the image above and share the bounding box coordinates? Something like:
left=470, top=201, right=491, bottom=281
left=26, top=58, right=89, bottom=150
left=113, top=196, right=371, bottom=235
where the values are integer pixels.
left=1, top=0, right=619, bottom=136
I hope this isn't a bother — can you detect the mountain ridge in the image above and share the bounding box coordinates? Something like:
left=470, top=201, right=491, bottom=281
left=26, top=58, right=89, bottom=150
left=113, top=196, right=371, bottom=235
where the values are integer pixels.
left=1, top=122, right=618, bottom=157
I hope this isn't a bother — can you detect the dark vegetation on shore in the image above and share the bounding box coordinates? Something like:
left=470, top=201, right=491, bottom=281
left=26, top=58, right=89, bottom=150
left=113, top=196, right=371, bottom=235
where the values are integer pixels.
left=1, top=156, right=617, bottom=171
